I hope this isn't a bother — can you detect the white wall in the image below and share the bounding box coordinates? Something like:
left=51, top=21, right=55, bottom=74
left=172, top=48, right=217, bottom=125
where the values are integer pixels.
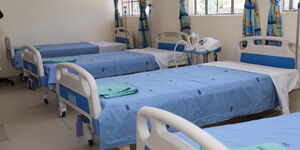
left=0, top=0, right=115, bottom=77
left=127, top=0, right=298, bottom=60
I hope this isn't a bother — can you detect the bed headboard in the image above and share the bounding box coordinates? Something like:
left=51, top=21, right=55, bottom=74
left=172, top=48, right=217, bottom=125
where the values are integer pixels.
left=136, top=107, right=229, bottom=150
left=236, top=36, right=296, bottom=69
left=5, top=36, right=14, bottom=60
left=115, top=27, right=134, bottom=49
left=56, top=63, right=101, bottom=120
left=156, top=32, right=190, bottom=52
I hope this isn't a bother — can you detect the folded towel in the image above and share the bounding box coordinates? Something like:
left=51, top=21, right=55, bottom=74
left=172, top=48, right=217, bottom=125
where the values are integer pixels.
left=42, top=57, right=77, bottom=64
left=233, top=143, right=287, bottom=150
left=98, top=82, right=138, bottom=99
left=14, top=47, right=41, bottom=52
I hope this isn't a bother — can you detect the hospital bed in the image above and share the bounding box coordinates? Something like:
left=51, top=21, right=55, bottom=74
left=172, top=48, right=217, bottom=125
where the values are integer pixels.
left=5, top=27, right=134, bottom=70
left=137, top=106, right=299, bottom=150
left=23, top=32, right=190, bottom=103
left=55, top=36, right=298, bottom=150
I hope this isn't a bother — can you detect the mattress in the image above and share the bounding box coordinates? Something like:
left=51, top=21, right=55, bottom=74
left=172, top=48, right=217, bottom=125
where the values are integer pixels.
left=13, top=41, right=127, bottom=68
left=43, top=51, right=158, bottom=89
left=93, top=64, right=279, bottom=150
left=89, top=41, right=127, bottom=53
left=129, top=48, right=188, bottom=69
left=175, top=112, right=300, bottom=150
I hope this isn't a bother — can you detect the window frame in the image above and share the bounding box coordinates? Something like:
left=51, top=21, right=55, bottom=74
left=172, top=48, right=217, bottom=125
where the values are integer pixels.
left=121, top=0, right=150, bottom=16
left=188, top=0, right=244, bottom=16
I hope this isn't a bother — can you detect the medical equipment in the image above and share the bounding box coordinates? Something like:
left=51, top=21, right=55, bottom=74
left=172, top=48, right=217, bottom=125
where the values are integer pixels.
left=174, top=33, right=222, bottom=66
left=137, top=107, right=229, bottom=150
left=138, top=107, right=300, bottom=150
left=295, top=0, right=300, bottom=69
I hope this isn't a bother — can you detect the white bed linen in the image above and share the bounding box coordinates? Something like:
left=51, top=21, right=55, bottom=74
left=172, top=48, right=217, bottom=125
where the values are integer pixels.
left=89, top=41, right=127, bottom=53
left=129, top=48, right=188, bottom=69
left=204, top=61, right=299, bottom=114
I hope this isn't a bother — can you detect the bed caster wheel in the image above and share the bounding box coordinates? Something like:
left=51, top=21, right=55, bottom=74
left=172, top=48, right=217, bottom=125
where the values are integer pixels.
left=44, top=98, right=49, bottom=104
left=27, top=79, right=32, bottom=90
left=10, top=81, right=15, bottom=86
left=60, top=111, right=66, bottom=118
left=88, top=140, right=94, bottom=146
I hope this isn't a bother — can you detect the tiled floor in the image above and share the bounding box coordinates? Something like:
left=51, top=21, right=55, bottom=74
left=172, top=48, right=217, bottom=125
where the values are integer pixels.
left=0, top=81, right=99, bottom=150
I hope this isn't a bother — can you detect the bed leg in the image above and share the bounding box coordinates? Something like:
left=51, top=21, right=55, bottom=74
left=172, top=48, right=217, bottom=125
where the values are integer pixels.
left=86, top=124, right=94, bottom=146
left=43, top=91, right=49, bottom=104
left=119, top=145, right=130, bottom=150
left=58, top=98, right=67, bottom=118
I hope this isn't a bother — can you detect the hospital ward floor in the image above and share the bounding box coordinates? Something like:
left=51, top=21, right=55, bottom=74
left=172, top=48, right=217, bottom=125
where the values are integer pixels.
left=0, top=81, right=283, bottom=150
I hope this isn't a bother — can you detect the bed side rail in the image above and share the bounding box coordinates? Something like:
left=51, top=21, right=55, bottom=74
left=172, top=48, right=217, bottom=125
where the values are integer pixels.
left=115, top=27, right=134, bottom=49
left=137, top=107, right=229, bottom=150
left=236, top=36, right=296, bottom=69
left=5, top=36, right=14, bottom=60
left=21, top=45, right=45, bottom=78
left=156, top=32, right=190, bottom=51
left=56, top=63, right=101, bottom=120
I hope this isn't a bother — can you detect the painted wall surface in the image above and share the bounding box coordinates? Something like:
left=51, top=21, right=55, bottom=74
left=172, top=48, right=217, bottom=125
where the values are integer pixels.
left=0, top=0, right=114, bottom=77
left=127, top=0, right=297, bottom=60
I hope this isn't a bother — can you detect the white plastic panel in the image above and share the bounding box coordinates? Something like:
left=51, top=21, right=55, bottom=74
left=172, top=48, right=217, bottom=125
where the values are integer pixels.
left=136, top=107, right=229, bottom=150
left=5, top=36, right=14, bottom=60
left=21, top=46, right=45, bottom=78
left=156, top=32, right=190, bottom=47
left=56, top=63, right=101, bottom=120
left=115, top=27, right=134, bottom=49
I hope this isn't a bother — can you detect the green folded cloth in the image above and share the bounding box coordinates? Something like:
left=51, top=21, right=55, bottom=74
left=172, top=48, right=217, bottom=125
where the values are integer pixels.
left=98, top=82, right=138, bottom=99
left=233, top=143, right=287, bottom=150
left=42, top=57, right=77, bottom=64
left=14, top=47, right=41, bottom=52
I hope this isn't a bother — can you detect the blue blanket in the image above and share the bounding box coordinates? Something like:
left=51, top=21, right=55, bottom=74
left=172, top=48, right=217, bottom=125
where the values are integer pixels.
left=175, top=112, right=300, bottom=150
left=94, top=65, right=279, bottom=150
left=12, top=42, right=99, bottom=68
left=43, top=51, right=158, bottom=89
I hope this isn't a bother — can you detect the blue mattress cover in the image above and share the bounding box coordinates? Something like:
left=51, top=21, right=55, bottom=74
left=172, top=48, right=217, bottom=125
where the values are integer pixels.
left=43, top=51, right=158, bottom=89
left=175, top=112, right=300, bottom=150
left=94, top=65, right=279, bottom=150
left=12, top=42, right=99, bottom=68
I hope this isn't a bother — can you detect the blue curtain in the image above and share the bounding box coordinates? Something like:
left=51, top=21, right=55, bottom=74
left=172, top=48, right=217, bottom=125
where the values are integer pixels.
left=114, top=0, right=122, bottom=28
left=179, top=0, right=191, bottom=35
left=243, top=0, right=261, bottom=37
left=266, top=0, right=282, bottom=46
left=138, top=0, right=150, bottom=48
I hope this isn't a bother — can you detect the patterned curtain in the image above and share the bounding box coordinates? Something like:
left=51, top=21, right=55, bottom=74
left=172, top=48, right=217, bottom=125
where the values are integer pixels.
left=138, top=0, right=150, bottom=48
left=266, top=0, right=282, bottom=46
left=243, top=0, right=261, bottom=38
left=114, top=0, right=122, bottom=28
left=179, top=0, right=191, bottom=35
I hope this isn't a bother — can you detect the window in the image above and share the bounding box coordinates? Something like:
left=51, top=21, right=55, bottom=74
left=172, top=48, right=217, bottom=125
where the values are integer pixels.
left=121, top=0, right=150, bottom=16
left=283, top=0, right=298, bottom=11
left=187, top=0, right=244, bottom=15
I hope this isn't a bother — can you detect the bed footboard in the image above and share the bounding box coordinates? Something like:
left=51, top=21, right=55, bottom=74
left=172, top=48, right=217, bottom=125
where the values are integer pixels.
left=115, top=27, right=134, bottom=49
left=56, top=63, right=101, bottom=143
left=21, top=46, right=45, bottom=79
left=137, top=107, right=229, bottom=150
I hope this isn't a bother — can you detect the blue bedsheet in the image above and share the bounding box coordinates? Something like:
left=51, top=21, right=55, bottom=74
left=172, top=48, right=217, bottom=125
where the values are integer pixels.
left=175, top=113, right=300, bottom=150
left=94, top=65, right=279, bottom=150
left=12, top=42, right=99, bottom=68
left=44, top=51, right=158, bottom=89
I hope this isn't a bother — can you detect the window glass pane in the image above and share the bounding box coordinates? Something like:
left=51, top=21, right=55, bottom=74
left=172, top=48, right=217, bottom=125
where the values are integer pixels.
left=132, top=2, right=140, bottom=15
left=234, top=0, right=244, bottom=13
left=207, top=0, right=218, bottom=14
left=196, top=0, right=206, bottom=14
left=293, top=0, right=298, bottom=10
left=218, top=0, right=232, bottom=14
left=188, top=0, right=195, bottom=14
left=283, top=0, right=290, bottom=10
